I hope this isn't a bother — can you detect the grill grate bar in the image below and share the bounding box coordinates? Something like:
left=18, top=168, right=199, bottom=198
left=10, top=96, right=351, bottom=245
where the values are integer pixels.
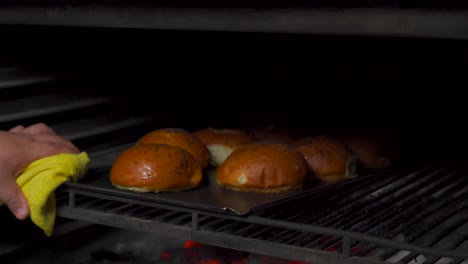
left=276, top=211, right=343, bottom=245
left=279, top=168, right=415, bottom=224
left=118, top=204, right=150, bottom=216
left=313, top=167, right=430, bottom=226
left=87, top=199, right=123, bottom=211
left=378, top=184, right=468, bottom=261
left=397, top=208, right=468, bottom=264
left=233, top=167, right=468, bottom=261
left=264, top=168, right=433, bottom=245
left=197, top=215, right=211, bottom=223
left=75, top=198, right=107, bottom=209
left=130, top=208, right=164, bottom=219
left=313, top=169, right=463, bottom=251
left=423, top=257, right=465, bottom=264
left=150, top=210, right=184, bottom=222
left=104, top=203, right=136, bottom=214
left=135, top=208, right=168, bottom=219
left=245, top=226, right=291, bottom=240
left=322, top=168, right=445, bottom=228
left=249, top=169, right=413, bottom=243
left=197, top=216, right=218, bottom=227
left=78, top=197, right=123, bottom=210
left=353, top=173, right=468, bottom=258
left=74, top=195, right=101, bottom=207
left=215, top=221, right=250, bottom=234
left=56, top=193, right=69, bottom=204
left=200, top=218, right=233, bottom=231
left=245, top=214, right=468, bottom=259
left=258, top=167, right=410, bottom=226
left=249, top=178, right=398, bottom=241
left=448, top=239, right=468, bottom=264
left=164, top=213, right=192, bottom=226
left=398, top=186, right=468, bottom=239
left=237, top=211, right=304, bottom=238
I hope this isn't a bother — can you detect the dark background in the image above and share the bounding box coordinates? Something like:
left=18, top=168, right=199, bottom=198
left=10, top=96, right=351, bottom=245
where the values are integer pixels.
left=0, top=25, right=467, bottom=166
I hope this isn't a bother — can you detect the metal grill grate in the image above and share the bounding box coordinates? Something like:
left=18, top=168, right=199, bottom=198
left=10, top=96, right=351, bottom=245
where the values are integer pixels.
left=244, top=167, right=468, bottom=263
left=54, top=164, right=468, bottom=264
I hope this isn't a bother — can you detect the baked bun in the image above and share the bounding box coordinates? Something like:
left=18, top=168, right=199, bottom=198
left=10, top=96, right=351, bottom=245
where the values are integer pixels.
left=110, top=144, right=203, bottom=192
left=293, top=135, right=357, bottom=183
left=216, top=141, right=308, bottom=193
left=248, top=125, right=297, bottom=144
left=136, top=128, right=210, bottom=169
left=339, top=134, right=393, bottom=169
left=193, top=128, right=256, bottom=167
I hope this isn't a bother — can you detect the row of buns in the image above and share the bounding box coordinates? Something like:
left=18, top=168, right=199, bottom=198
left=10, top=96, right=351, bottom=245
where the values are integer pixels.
left=110, top=126, right=395, bottom=193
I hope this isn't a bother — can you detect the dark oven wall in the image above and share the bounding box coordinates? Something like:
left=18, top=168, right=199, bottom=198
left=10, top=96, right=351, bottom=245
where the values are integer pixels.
left=1, top=25, right=467, bottom=167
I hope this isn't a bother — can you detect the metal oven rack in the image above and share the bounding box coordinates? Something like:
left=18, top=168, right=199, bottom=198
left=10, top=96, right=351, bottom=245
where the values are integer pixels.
left=56, top=161, right=468, bottom=264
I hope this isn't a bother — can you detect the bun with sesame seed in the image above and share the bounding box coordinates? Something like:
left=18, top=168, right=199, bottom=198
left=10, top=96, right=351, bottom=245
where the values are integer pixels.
left=110, top=144, right=203, bottom=192
left=293, top=135, right=358, bottom=183
left=136, top=128, right=211, bottom=169
left=215, top=141, right=308, bottom=193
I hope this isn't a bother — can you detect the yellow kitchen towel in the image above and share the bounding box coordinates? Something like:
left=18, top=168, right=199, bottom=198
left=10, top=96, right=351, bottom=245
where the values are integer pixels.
left=1, top=152, right=90, bottom=236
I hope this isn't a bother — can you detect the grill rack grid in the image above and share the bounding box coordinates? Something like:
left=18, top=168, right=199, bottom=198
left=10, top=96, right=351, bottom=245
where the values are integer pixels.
left=56, top=164, right=468, bottom=264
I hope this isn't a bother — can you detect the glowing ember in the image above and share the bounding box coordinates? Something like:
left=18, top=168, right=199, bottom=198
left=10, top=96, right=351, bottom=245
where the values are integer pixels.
left=181, top=240, right=313, bottom=264
left=160, top=251, right=171, bottom=260
left=184, top=240, right=205, bottom=249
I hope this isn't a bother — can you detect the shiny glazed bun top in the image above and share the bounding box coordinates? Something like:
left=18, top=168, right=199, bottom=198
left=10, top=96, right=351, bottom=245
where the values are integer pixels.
left=136, top=128, right=211, bottom=169
left=216, top=141, right=309, bottom=193
left=293, top=135, right=357, bottom=183
left=109, top=144, right=203, bottom=192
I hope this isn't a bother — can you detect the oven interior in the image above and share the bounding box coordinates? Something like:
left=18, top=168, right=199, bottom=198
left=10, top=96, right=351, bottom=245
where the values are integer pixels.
left=0, top=22, right=468, bottom=264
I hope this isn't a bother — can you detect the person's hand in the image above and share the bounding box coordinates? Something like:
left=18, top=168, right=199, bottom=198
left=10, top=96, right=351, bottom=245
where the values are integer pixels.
left=0, top=123, right=79, bottom=220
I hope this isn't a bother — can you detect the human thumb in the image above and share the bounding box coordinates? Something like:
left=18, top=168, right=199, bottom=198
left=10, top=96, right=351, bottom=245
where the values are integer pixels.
left=0, top=180, right=29, bottom=220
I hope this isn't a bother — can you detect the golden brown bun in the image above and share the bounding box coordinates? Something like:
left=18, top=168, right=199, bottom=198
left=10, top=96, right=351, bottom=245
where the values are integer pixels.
left=193, top=128, right=256, bottom=167
left=136, top=128, right=211, bottom=169
left=247, top=125, right=298, bottom=144
left=110, top=144, right=203, bottom=192
left=216, top=141, right=308, bottom=193
left=339, top=134, right=393, bottom=169
left=293, top=135, right=357, bottom=183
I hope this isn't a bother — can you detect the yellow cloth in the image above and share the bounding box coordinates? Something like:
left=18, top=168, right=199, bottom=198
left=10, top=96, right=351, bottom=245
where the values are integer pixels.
left=2, top=152, right=90, bottom=236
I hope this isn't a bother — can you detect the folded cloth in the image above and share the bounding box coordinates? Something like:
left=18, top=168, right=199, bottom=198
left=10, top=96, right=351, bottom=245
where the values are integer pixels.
left=1, top=152, right=90, bottom=236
